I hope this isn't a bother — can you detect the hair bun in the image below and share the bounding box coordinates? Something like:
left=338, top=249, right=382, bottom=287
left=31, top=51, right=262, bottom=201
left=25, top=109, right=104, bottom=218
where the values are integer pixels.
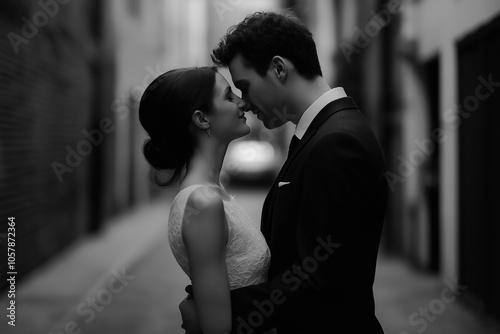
left=143, top=139, right=181, bottom=171
left=138, top=66, right=216, bottom=187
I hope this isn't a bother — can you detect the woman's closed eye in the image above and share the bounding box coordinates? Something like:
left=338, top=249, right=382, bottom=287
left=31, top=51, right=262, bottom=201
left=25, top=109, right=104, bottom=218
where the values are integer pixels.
left=226, top=89, right=234, bottom=102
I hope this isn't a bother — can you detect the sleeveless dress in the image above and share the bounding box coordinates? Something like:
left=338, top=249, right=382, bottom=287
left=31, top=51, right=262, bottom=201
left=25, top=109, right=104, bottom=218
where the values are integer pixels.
left=168, top=184, right=271, bottom=290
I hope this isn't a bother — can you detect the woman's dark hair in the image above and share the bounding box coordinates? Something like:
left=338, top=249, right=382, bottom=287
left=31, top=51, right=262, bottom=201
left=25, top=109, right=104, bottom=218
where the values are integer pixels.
left=139, top=67, right=217, bottom=187
left=211, top=11, right=322, bottom=80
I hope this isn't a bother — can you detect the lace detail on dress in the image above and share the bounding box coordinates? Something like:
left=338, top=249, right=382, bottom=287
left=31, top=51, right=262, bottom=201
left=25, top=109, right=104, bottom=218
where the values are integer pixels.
left=168, top=184, right=270, bottom=290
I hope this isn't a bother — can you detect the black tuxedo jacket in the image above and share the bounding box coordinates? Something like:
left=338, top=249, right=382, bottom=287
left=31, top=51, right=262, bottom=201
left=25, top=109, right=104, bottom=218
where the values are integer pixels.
left=230, top=97, right=387, bottom=334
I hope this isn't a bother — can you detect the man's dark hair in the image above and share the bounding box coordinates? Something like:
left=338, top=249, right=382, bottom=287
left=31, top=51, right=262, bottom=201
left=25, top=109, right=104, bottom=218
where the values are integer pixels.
left=211, top=11, right=323, bottom=80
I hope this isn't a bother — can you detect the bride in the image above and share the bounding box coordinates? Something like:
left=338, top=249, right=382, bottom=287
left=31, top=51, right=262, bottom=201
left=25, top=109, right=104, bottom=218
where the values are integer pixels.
left=139, top=67, right=271, bottom=334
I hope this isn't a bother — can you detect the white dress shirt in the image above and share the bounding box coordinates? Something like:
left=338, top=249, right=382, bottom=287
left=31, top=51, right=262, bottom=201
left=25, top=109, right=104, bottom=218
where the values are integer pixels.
left=294, top=87, right=347, bottom=139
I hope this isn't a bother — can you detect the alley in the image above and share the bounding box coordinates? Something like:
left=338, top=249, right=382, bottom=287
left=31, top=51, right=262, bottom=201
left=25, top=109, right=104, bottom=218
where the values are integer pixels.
left=2, top=1, right=500, bottom=333
left=2, top=186, right=499, bottom=334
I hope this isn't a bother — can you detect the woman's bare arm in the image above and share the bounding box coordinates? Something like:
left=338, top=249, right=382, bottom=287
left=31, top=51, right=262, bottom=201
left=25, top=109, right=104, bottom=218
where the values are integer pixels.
left=182, top=186, right=231, bottom=334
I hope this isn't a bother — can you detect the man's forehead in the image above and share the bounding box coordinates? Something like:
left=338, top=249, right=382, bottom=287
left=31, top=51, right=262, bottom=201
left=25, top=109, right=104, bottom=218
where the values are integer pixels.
left=229, top=53, right=251, bottom=75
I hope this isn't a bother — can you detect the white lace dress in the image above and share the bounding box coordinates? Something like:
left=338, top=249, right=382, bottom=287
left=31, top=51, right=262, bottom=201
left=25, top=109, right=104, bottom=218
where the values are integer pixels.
left=168, top=184, right=270, bottom=290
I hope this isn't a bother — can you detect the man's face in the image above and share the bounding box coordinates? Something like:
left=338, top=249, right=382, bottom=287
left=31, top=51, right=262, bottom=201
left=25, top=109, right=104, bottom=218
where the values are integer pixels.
left=228, top=53, right=288, bottom=129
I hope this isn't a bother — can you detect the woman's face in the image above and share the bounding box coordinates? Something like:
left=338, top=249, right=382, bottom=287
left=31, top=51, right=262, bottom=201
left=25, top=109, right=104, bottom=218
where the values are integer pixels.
left=208, top=72, right=250, bottom=141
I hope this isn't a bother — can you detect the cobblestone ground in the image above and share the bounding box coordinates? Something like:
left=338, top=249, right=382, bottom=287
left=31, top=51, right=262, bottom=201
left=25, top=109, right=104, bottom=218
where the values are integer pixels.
left=52, top=242, right=500, bottom=334
left=374, top=256, right=500, bottom=334
left=73, top=240, right=188, bottom=334
left=2, top=187, right=500, bottom=334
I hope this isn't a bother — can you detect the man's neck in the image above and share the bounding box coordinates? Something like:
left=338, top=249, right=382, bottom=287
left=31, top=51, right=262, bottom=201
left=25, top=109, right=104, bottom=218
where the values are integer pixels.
left=286, top=76, right=331, bottom=125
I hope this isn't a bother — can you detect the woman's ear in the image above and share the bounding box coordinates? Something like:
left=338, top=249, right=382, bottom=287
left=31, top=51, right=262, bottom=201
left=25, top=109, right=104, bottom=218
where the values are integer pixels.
left=191, top=110, right=210, bottom=130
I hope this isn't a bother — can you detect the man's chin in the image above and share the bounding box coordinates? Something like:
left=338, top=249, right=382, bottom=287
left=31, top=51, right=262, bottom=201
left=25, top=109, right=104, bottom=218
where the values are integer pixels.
left=256, top=111, right=287, bottom=129
left=263, top=123, right=281, bottom=130
left=263, top=118, right=286, bottom=129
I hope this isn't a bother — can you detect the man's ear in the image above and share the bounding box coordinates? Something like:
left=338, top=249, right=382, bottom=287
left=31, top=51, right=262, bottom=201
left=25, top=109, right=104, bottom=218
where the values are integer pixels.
left=191, top=110, right=210, bottom=130
left=270, top=56, right=287, bottom=82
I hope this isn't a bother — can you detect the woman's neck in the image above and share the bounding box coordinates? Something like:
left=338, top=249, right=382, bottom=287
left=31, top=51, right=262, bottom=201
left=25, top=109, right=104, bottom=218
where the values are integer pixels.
left=183, top=140, right=228, bottom=187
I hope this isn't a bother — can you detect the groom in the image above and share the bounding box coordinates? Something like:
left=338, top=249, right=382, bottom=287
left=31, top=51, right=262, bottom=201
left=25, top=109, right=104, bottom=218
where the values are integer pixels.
left=182, top=11, right=387, bottom=333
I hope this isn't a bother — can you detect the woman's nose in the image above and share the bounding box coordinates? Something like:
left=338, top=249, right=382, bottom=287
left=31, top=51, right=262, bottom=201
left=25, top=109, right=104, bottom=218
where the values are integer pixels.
left=236, top=96, right=249, bottom=111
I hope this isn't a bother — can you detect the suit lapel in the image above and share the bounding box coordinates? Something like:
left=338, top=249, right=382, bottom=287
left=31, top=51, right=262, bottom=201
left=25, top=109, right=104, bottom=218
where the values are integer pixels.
left=276, top=97, right=358, bottom=185
left=261, top=97, right=359, bottom=243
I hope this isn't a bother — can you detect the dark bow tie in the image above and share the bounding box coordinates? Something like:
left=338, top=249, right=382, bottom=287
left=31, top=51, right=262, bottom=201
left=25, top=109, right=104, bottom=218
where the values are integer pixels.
left=288, top=135, right=300, bottom=157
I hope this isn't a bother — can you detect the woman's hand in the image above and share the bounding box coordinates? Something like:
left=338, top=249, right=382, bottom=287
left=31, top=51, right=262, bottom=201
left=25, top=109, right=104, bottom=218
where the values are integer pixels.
left=179, top=297, right=202, bottom=334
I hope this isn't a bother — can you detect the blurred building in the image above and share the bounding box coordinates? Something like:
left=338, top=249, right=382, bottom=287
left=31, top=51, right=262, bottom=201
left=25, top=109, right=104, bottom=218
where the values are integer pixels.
left=291, top=0, right=500, bottom=323
left=0, top=0, right=286, bottom=292
left=0, top=0, right=116, bottom=291
left=0, top=0, right=214, bottom=291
